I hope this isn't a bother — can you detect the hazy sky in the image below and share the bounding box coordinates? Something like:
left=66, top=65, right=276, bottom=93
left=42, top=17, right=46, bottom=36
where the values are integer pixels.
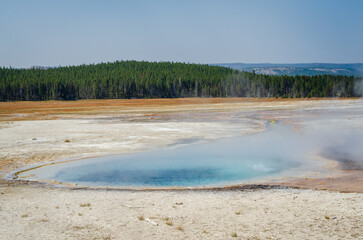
left=1, top=0, right=362, bottom=67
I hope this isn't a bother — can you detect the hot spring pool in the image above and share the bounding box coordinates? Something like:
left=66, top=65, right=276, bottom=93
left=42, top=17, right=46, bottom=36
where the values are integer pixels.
left=16, top=124, right=309, bottom=188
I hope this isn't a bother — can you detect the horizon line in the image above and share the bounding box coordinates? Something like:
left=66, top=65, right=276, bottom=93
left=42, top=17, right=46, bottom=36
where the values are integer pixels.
left=2, top=60, right=363, bottom=69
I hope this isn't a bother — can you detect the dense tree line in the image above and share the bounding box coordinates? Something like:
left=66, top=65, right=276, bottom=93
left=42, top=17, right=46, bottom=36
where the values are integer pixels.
left=0, top=61, right=361, bottom=101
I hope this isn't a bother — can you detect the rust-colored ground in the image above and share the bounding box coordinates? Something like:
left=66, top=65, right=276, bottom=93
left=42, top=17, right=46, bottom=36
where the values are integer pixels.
left=277, top=170, right=363, bottom=193
left=0, top=98, right=353, bottom=115
left=1, top=97, right=356, bottom=121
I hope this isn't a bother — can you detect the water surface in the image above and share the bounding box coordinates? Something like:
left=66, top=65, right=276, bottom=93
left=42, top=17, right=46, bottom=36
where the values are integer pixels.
left=18, top=124, right=308, bottom=188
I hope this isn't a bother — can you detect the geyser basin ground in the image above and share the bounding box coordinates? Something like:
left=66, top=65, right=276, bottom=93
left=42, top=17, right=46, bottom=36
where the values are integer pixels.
left=3, top=98, right=363, bottom=190
left=17, top=124, right=317, bottom=188
left=1, top=99, right=363, bottom=240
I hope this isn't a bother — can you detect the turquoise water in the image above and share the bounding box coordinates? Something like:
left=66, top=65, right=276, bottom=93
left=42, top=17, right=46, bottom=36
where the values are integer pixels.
left=18, top=124, right=303, bottom=188
left=50, top=154, right=293, bottom=187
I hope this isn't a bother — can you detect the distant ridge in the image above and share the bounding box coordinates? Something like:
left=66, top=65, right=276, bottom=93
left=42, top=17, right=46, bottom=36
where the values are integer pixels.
left=30, top=66, right=56, bottom=70
left=213, top=63, right=363, bottom=77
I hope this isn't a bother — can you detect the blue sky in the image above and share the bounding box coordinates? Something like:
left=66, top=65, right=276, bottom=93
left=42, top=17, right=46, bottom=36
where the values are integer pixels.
left=0, top=0, right=362, bottom=67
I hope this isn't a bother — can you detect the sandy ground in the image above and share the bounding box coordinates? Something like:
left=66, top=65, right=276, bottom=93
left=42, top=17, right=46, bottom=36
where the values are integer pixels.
left=0, top=98, right=362, bottom=239
left=0, top=183, right=362, bottom=240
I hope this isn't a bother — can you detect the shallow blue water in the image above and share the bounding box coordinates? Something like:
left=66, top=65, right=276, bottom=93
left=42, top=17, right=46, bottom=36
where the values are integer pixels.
left=51, top=154, right=293, bottom=187
left=20, top=124, right=303, bottom=188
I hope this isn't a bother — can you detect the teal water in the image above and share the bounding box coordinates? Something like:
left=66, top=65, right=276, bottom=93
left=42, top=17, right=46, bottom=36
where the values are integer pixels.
left=50, top=154, right=294, bottom=187
left=18, top=124, right=304, bottom=188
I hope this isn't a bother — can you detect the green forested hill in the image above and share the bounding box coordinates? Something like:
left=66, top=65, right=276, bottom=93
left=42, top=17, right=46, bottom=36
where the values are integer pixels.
left=0, top=61, right=361, bottom=101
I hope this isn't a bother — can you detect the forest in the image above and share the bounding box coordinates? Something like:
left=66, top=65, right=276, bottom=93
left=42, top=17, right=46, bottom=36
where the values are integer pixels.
left=0, top=61, right=361, bottom=101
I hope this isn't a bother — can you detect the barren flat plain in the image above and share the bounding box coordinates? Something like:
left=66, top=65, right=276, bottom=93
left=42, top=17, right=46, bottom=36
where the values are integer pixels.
left=0, top=98, right=362, bottom=239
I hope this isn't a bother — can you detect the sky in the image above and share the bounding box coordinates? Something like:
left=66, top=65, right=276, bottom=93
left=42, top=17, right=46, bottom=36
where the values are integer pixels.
left=0, top=0, right=362, bottom=68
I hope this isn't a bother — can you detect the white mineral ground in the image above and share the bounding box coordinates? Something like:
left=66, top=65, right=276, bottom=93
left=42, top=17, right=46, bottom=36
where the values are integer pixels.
left=0, top=98, right=362, bottom=239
